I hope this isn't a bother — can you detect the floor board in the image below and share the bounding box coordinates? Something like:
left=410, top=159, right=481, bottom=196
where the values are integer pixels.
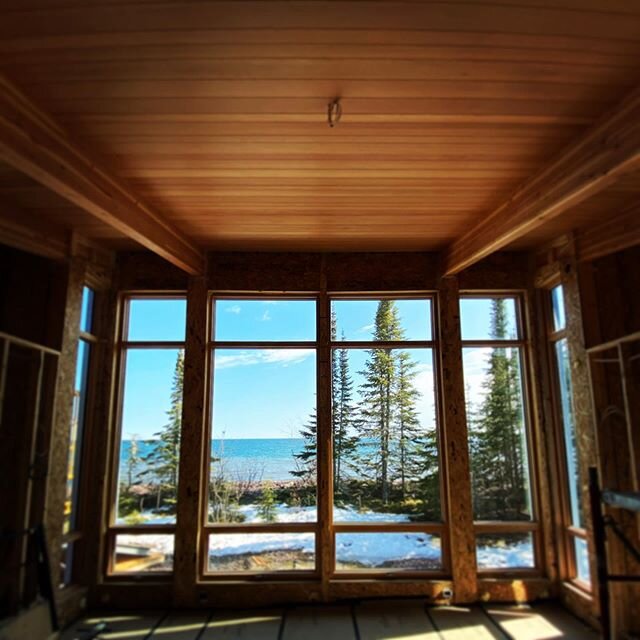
left=356, top=599, right=439, bottom=640
left=484, top=603, right=598, bottom=640
left=531, top=602, right=599, bottom=639
left=60, top=600, right=599, bottom=640
left=200, top=609, right=282, bottom=639
left=148, top=613, right=209, bottom=640
left=60, top=613, right=162, bottom=640
left=281, top=605, right=355, bottom=640
left=429, top=605, right=507, bottom=639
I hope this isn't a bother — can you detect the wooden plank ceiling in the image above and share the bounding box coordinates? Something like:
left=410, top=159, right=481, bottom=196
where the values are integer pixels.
left=0, top=0, right=639, bottom=255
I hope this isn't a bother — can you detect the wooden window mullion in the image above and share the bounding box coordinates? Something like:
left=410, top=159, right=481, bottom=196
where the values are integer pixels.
left=439, top=277, right=478, bottom=602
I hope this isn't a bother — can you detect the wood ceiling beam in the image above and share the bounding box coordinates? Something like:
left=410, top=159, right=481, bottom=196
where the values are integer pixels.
left=0, top=74, right=204, bottom=275
left=443, top=85, right=640, bottom=275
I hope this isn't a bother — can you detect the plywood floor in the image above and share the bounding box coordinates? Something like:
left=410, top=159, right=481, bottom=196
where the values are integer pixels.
left=61, top=600, right=598, bottom=640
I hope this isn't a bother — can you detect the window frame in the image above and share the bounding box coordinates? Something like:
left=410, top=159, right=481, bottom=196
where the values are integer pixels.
left=203, top=293, right=320, bottom=581
left=105, top=292, right=187, bottom=579
left=544, top=283, right=591, bottom=590
left=459, top=291, right=542, bottom=577
left=328, top=292, right=448, bottom=579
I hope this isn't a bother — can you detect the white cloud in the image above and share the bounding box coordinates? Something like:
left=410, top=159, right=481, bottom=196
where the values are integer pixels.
left=225, top=305, right=241, bottom=314
left=356, top=323, right=375, bottom=334
left=215, top=349, right=314, bottom=370
left=261, top=310, right=272, bottom=321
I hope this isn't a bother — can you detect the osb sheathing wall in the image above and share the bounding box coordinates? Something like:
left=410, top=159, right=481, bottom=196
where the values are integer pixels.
left=578, top=246, right=640, bottom=637
left=532, top=239, right=640, bottom=636
left=84, top=250, right=560, bottom=611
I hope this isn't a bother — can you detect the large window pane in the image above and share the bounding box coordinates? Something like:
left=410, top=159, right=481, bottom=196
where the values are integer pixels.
left=208, top=533, right=315, bottom=572
left=463, top=346, right=533, bottom=521
left=332, top=348, right=440, bottom=523
left=116, top=349, right=183, bottom=525
left=476, top=533, right=534, bottom=569
left=460, top=297, right=519, bottom=341
left=214, top=299, right=316, bottom=342
left=126, top=298, right=186, bottom=342
left=332, top=299, right=432, bottom=342
left=555, top=339, right=584, bottom=528
left=113, top=534, right=174, bottom=573
left=335, top=533, right=442, bottom=571
left=210, top=349, right=316, bottom=523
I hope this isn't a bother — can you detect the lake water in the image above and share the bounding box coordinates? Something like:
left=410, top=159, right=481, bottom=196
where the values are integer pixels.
left=120, top=438, right=306, bottom=482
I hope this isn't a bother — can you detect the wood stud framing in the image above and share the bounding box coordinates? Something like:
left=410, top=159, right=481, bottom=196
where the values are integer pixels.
left=43, top=256, right=86, bottom=614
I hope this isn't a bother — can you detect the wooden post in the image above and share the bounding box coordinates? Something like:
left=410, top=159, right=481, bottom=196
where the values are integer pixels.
left=43, top=256, right=86, bottom=611
left=438, top=276, right=477, bottom=602
left=317, top=262, right=333, bottom=599
left=558, top=244, right=600, bottom=610
left=526, top=282, right=560, bottom=585
left=173, top=275, right=208, bottom=606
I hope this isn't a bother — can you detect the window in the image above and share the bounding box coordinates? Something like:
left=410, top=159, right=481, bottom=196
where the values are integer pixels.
left=207, top=298, right=317, bottom=574
left=61, top=286, right=95, bottom=586
left=548, top=284, right=590, bottom=586
left=330, top=297, right=443, bottom=573
left=109, top=296, right=186, bottom=574
left=460, top=295, right=536, bottom=571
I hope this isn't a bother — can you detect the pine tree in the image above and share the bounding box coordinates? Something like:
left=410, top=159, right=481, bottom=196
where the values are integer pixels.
left=258, top=482, right=277, bottom=522
left=291, top=411, right=317, bottom=482
left=333, top=332, right=358, bottom=495
left=140, top=350, right=184, bottom=513
left=394, top=350, right=422, bottom=498
left=357, top=301, right=404, bottom=504
left=471, top=300, right=527, bottom=520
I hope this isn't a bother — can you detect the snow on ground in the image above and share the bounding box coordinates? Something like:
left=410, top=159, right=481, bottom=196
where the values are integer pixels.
left=118, top=504, right=533, bottom=569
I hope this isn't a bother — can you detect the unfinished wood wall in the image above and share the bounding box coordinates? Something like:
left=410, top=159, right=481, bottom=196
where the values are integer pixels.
left=578, top=245, right=640, bottom=637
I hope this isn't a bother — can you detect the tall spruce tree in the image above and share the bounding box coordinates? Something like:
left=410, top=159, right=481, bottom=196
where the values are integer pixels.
left=357, top=301, right=404, bottom=504
left=470, top=300, right=527, bottom=520
left=394, top=350, right=422, bottom=499
left=140, top=349, right=184, bottom=512
left=291, top=411, right=317, bottom=482
left=333, top=331, right=358, bottom=495
left=293, top=312, right=358, bottom=492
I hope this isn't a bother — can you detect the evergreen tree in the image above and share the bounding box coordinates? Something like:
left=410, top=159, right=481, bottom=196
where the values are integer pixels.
left=394, top=350, right=422, bottom=498
left=357, top=301, right=404, bottom=503
left=258, top=482, right=277, bottom=522
left=140, top=350, right=184, bottom=512
left=292, top=312, right=358, bottom=495
left=470, top=300, right=527, bottom=520
left=333, top=332, right=358, bottom=495
left=291, top=411, right=317, bottom=482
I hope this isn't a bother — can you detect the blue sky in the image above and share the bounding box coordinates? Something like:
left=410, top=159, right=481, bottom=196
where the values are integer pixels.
left=119, top=296, right=517, bottom=441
